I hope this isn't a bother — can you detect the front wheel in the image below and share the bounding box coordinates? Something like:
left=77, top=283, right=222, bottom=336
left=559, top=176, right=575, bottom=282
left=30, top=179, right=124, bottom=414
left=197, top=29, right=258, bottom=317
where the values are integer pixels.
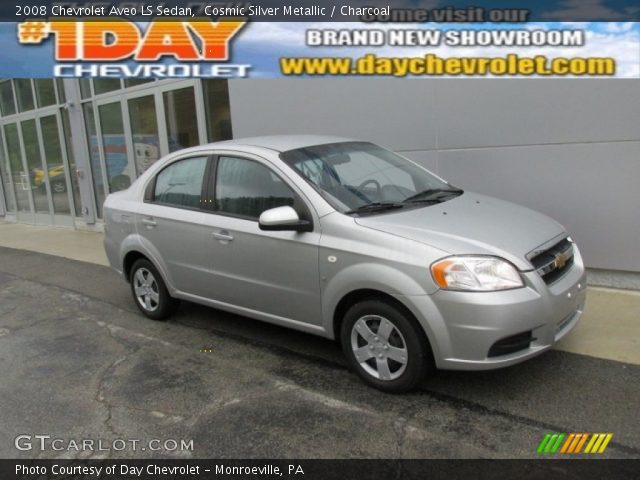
left=129, top=259, right=177, bottom=320
left=341, top=300, right=432, bottom=392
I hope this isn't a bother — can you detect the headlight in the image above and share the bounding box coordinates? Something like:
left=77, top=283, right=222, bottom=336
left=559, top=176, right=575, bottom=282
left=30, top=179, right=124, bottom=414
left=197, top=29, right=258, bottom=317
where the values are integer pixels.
left=431, top=256, right=524, bottom=291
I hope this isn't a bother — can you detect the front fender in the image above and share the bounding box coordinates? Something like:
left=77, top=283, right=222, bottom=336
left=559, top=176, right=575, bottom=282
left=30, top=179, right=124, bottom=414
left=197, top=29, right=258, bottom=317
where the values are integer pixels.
left=322, top=262, right=430, bottom=336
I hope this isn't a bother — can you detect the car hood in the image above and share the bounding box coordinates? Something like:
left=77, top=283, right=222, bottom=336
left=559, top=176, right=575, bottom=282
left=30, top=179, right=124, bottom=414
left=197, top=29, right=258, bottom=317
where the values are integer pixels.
left=354, top=192, right=566, bottom=270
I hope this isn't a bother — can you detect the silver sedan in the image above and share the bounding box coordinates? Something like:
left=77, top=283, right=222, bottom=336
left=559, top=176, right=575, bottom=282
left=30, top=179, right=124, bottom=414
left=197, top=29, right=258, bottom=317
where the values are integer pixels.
left=104, top=135, right=586, bottom=392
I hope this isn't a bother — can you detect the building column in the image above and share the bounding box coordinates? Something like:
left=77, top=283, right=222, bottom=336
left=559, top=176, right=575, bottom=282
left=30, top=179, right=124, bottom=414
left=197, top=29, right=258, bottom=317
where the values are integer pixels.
left=0, top=174, right=6, bottom=216
left=62, top=79, right=96, bottom=225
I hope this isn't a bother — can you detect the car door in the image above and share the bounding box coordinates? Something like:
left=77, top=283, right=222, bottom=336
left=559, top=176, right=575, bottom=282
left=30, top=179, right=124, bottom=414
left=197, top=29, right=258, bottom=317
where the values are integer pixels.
left=200, top=154, right=323, bottom=327
left=135, top=154, right=212, bottom=298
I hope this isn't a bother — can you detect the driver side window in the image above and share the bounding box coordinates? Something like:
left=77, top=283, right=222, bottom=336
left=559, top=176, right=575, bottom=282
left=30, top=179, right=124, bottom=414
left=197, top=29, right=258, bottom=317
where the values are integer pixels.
left=214, top=156, right=304, bottom=220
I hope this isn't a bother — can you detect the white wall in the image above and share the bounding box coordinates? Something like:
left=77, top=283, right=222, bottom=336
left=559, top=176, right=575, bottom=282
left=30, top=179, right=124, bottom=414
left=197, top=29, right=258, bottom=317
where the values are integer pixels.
left=229, top=79, right=640, bottom=273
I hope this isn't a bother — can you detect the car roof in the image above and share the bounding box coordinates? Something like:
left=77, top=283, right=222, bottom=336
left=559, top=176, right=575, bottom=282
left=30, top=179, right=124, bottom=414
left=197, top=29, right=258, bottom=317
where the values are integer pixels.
left=201, top=135, right=357, bottom=153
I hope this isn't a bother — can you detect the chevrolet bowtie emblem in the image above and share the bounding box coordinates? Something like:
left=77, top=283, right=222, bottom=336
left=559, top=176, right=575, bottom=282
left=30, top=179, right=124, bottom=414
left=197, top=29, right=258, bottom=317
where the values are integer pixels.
left=554, top=252, right=567, bottom=269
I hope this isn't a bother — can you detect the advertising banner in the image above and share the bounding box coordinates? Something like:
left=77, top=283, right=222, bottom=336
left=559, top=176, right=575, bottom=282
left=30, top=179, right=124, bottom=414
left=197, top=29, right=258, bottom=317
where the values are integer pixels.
left=3, top=2, right=639, bottom=79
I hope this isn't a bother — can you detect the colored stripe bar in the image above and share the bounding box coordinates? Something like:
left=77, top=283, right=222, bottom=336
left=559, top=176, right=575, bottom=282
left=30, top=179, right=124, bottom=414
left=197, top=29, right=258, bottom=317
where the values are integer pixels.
left=545, top=434, right=559, bottom=453
left=590, top=434, right=607, bottom=453
left=537, top=434, right=552, bottom=454
left=574, top=433, right=589, bottom=453
left=584, top=434, right=599, bottom=453
left=560, top=433, right=575, bottom=453
left=550, top=433, right=566, bottom=453
left=567, top=434, right=582, bottom=453
left=598, top=434, right=613, bottom=453
left=539, top=432, right=613, bottom=454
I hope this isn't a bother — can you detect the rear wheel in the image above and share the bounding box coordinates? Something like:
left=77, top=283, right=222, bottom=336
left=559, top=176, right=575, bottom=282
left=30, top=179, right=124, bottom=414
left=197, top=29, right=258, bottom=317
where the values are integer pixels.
left=341, top=299, right=432, bottom=392
left=130, top=259, right=177, bottom=320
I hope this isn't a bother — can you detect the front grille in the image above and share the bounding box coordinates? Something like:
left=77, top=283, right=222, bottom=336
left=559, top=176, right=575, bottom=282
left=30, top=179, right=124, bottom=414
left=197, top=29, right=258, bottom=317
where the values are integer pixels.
left=488, top=331, right=535, bottom=357
left=530, top=238, right=574, bottom=284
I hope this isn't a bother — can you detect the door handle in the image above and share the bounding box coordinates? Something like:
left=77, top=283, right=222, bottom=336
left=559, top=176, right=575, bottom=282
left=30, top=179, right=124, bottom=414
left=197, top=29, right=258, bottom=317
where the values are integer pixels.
left=141, top=217, right=157, bottom=228
left=212, top=231, right=234, bottom=242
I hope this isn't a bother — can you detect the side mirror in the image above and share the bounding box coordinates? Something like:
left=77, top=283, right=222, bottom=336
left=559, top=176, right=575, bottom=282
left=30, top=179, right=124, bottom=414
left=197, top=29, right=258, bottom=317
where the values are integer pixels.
left=259, top=206, right=312, bottom=232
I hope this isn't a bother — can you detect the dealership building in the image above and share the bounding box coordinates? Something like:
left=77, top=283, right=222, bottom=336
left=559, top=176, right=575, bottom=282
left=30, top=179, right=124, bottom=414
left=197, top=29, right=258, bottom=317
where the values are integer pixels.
left=0, top=78, right=638, bottom=287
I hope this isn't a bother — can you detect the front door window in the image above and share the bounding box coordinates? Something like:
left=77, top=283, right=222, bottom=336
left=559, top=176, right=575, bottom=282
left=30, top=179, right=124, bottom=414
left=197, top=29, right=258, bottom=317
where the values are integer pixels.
left=215, top=156, right=297, bottom=220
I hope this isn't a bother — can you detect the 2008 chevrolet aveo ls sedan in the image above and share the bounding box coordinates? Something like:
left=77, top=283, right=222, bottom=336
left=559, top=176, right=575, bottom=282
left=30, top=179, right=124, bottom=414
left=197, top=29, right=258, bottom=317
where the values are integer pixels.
left=104, top=135, right=586, bottom=392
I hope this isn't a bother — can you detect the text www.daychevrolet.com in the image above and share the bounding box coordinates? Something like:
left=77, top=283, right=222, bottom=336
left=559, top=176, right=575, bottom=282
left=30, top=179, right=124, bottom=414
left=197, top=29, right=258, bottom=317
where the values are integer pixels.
left=280, top=54, right=616, bottom=77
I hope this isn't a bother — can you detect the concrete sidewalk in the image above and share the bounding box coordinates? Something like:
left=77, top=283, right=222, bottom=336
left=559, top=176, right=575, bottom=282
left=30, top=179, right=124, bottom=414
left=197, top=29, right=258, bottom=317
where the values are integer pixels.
left=1, top=221, right=638, bottom=365
left=0, top=222, right=108, bottom=266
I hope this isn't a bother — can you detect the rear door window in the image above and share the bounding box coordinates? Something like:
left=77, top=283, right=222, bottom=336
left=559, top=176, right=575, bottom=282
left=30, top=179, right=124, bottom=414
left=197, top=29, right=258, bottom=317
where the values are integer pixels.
left=153, top=156, right=208, bottom=209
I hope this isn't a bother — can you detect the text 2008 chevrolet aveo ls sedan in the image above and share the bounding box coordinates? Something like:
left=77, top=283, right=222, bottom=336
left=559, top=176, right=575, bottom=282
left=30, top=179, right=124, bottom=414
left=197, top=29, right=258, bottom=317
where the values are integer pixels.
left=104, top=135, right=586, bottom=392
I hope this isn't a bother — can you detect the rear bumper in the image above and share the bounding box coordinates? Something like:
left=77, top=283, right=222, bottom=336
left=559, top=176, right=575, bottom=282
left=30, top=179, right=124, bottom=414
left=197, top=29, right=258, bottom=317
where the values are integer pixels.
left=401, top=247, right=587, bottom=370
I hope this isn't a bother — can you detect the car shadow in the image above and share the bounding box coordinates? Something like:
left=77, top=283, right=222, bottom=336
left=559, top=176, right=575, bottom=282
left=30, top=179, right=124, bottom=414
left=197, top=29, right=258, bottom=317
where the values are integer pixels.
left=142, top=297, right=640, bottom=452
left=168, top=298, right=610, bottom=400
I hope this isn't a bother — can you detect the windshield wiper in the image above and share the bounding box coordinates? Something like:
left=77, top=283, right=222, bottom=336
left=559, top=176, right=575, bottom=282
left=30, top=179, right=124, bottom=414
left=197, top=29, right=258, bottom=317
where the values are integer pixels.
left=345, top=202, right=405, bottom=215
left=403, top=188, right=463, bottom=203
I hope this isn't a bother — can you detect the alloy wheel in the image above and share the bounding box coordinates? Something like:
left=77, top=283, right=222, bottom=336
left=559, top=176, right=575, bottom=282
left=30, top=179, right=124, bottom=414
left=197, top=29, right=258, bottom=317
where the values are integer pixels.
left=350, top=315, right=408, bottom=381
left=133, top=268, right=160, bottom=312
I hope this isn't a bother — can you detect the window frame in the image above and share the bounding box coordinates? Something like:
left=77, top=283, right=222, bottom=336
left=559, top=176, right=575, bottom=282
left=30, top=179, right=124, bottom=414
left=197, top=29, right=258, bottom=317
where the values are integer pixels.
left=145, top=154, right=214, bottom=212
left=207, top=154, right=313, bottom=225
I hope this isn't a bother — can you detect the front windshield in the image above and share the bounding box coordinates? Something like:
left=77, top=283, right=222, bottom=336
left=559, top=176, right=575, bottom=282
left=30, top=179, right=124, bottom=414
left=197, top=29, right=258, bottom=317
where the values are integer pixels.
left=281, top=141, right=461, bottom=214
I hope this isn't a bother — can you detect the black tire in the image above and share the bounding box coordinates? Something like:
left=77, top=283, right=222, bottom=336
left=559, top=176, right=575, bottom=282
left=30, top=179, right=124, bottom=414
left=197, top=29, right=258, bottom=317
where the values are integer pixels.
left=340, top=299, right=432, bottom=393
left=129, top=258, right=178, bottom=320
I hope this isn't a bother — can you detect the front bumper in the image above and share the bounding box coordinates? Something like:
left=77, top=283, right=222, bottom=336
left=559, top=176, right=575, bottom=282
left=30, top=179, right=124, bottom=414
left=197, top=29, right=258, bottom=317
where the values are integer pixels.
left=402, top=247, right=587, bottom=370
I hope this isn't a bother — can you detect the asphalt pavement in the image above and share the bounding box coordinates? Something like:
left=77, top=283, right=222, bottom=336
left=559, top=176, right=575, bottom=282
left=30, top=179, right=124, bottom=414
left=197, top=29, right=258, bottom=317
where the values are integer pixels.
left=0, top=246, right=638, bottom=459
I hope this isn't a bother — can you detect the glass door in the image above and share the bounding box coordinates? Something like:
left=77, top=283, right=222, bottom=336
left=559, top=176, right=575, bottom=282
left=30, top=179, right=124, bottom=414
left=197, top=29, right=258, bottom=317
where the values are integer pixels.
left=127, top=93, right=161, bottom=176
left=1, top=111, right=76, bottom=226
left=85, top=80, right=206, bottom=219
left=124, top=81, right=203, bottom=177
left=0, top=127, right=16, bottom=216
left=38, top=112, right=75, bottom=225
left=95, top=100, right=133, bottom=196
left=161, top=85, right=202, bottom=152
left=157, top=80, right=207, bottom=152
left=20, top=118, right=50, bottom=219
left=4, top=122, right=34, bottom=222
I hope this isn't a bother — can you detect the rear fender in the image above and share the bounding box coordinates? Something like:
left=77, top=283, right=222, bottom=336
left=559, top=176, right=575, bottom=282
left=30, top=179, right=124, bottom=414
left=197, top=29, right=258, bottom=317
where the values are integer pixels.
left=120, top=234, right=175, bottom=294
